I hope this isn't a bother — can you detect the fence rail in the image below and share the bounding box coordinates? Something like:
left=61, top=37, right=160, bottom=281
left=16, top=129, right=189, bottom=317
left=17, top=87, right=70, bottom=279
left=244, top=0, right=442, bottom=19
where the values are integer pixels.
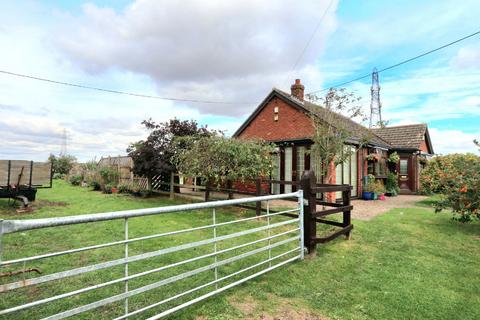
left=154, top=170, right=353, bottom=254
left=0, top=191, right=304, bottom=319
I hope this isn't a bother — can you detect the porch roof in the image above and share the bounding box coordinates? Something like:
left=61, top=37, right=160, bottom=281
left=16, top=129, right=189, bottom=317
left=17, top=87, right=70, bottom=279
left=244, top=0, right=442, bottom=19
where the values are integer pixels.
left=372, top=124, right=433, bottom=153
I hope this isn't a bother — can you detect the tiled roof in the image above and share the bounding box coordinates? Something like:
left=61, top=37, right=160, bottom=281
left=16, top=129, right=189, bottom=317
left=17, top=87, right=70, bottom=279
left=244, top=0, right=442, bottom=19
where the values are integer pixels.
left=372, top=124, right=428, bottom=150
left=98, top=156, right=133, bottom=167
left=272, top=89, right=392, bottom=148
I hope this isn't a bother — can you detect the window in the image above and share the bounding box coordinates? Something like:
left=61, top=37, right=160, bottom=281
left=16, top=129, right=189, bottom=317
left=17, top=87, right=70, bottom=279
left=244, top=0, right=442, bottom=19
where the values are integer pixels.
left=284, top=147, right=292, bottom=193
left=400, top=159, right=408, bottom=175
left=296, top=146, right=305, bottom=178
left=271, top=153, right=280, bottom=194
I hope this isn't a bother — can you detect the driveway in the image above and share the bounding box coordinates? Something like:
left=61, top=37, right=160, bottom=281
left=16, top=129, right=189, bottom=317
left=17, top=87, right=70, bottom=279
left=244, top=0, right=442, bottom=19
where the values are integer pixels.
left=351, top=195, right=428, bottom=220
left=266, top=194, right=428, bottom=221
left=177, top=188, right=428, bottom=221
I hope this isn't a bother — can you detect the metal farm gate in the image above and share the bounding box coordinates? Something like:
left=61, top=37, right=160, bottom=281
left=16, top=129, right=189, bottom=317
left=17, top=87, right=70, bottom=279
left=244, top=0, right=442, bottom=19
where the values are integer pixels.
left=0, top=192, right=304, bottom=319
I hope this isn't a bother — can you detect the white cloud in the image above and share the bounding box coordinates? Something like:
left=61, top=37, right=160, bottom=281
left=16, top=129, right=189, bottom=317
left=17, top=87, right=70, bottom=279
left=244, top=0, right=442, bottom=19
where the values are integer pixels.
left=429, top=128, right=480, bottom=155
left=52, top=0, right=339, bottom=116
left=451, top=46, right=480, bottom=69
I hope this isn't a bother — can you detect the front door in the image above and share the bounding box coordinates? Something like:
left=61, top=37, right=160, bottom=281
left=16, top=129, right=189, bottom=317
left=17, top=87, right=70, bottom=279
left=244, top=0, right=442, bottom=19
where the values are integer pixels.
left=398, top=157, right=411, bottom=192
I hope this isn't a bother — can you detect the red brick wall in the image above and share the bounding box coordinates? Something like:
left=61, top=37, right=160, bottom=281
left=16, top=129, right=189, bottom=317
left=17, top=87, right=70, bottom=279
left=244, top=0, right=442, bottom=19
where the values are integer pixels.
left=238, top=97, right=314, bottom=141
left=233, top=180, right=269, bottom=194
left=419, top=140, right=429, bottom=153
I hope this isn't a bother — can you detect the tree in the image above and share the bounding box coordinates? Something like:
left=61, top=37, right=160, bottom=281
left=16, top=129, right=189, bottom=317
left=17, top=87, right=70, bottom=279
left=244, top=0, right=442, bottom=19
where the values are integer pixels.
left=474, top=139, right=479, bottom=151
left=48, top=154, right=77, bottom=175
left=420, top=153, right=480, bottom=222
left=306, top=88, right=370, bottom=183
left=172, top=135, right=275, bottom=187
left=127, top=119, right=214, bottom=189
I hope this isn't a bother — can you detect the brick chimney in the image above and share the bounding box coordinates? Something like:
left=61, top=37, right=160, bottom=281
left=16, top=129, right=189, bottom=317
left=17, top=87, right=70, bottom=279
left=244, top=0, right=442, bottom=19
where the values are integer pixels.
left=290, top=79, right=304, bottom=101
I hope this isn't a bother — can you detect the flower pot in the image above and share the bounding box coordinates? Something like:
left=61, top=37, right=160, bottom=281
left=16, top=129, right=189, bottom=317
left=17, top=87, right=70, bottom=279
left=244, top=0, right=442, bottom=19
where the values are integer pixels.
left=379, top=194, right=386, bottom=200
left=372, top=193, right=378, bottom=200
left=362, top=191, right=373, bottom=200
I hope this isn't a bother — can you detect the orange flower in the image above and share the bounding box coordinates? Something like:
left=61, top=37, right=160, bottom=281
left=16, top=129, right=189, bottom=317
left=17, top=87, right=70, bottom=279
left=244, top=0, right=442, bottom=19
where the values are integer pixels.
left=459, top=185, right=468, bottom=193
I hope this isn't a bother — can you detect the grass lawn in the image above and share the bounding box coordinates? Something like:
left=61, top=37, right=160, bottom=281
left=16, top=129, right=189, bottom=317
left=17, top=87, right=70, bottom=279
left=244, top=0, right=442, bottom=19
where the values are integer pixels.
left=1, top=181, right=479, bottom=320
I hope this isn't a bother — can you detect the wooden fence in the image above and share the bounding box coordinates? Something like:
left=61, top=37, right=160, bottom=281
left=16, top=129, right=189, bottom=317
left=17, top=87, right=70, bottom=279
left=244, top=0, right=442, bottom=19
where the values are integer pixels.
left=154, top=171, right=352, bottom=253
left=0, top=160, right=52, bottom=188
left=300, top=170, right=352, bottom=254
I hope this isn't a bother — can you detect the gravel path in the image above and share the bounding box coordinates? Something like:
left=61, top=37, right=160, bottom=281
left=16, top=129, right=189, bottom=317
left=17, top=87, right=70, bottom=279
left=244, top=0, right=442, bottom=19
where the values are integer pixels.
left=350, top=195, right=428, bottom=220
left=266, top=195, right=428, bottom=221
left=177, top=188, right=428, bottom=221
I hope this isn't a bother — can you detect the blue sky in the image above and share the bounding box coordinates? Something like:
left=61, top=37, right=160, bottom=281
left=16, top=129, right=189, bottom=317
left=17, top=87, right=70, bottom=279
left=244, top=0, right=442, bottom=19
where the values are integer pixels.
left=0, top=0, right=479, bottom=161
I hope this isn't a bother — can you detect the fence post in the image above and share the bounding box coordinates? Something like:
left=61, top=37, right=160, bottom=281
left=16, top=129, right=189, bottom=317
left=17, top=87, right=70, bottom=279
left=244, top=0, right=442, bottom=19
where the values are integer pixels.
left=342, top=187, right=352, bottom=239
left=300, top=170, right=317, bottom=254
left=169, top=172, right=175, bottom=200
left=205, top=179, right=211, bottom=202
left=227, top=180, right=233, bottom=199
left=0, top=219, right=3, bottom=263
left=255, top=178, right=261, bottom=216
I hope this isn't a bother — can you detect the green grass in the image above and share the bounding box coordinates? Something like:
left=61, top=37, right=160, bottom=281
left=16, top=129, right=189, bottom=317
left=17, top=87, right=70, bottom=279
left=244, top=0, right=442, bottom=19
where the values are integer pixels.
left=1, top=181, right=479, bottom=320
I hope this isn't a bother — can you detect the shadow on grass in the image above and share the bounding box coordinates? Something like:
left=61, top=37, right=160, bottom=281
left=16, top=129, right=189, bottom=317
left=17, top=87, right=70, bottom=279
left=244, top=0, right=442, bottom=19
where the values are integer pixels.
left=415, top=194, right=442, bottom=208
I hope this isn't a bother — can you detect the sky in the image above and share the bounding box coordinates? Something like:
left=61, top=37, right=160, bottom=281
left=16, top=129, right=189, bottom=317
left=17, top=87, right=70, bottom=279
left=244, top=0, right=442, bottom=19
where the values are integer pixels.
left=0, top=0, right=479, bottom=161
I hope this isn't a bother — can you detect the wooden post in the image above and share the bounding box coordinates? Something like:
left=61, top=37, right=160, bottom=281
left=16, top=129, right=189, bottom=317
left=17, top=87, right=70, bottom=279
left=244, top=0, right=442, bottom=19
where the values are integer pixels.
left=29, top=161, right=33, bottom=188
left=227, top=180, right=233, bottom=199
left=169, top=172, right=175, bottom=200
left=49, top=161, right=53, bottom=188
left=300, top=170, right=317, bottom=254
left=255, top=178, right=261, bottom=216
left=7, top=160, right=11, bottom=187
left=342, top=187, right=352, bottom=239
left=205, top=179, right=211, bottom=202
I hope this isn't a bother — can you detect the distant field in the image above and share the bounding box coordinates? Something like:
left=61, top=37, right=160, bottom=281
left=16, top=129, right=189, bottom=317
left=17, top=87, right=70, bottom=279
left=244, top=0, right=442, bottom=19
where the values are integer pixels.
left=1, top=180, right=479, bottom=320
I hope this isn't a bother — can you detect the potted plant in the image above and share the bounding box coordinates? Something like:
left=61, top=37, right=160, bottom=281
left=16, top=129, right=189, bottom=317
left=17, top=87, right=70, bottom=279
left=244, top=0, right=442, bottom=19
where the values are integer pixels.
left=103, top=183, right=114, bottom=194
left=362, top=174, right=376, bottom=200
left=374, top=180, right=386, bottom=200
left=387, top=152, right=400, bottom=163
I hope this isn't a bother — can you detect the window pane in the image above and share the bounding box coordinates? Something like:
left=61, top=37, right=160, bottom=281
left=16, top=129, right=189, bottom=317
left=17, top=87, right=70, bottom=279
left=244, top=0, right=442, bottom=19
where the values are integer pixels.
left=400, top=159, right=408, bottom=175
left=296, top=146, right=305, bottom=179
left=271, top=153, right=280, bottom=194
left=284, top=147, right=292, bottom=193
left=351, top=147, right=357, bottom=197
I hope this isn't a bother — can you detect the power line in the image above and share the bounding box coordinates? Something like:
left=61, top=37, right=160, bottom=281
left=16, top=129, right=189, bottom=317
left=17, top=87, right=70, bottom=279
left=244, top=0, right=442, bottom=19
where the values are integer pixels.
left=0, top=70, right=252, bottom=105
left=283, top=0, right=335, bottom=86
left=307, top=29, right=480, bottom=95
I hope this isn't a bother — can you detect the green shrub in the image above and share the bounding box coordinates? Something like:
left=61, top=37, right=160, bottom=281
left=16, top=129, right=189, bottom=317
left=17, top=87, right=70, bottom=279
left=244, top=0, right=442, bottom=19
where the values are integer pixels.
left=53, top=173, right=65, bottom=180
left=99, top=167, right=119, bottom=186
left=89, top=180, right=101, bottom=191
left=118, top=184, right=131, bottom=194
left=363, top=174, right=376, bottom=192
left=69, top=175, right=83, bottom=186
left=103, top=183, right=115, bottom=194
left=387, top=152, right=400, bottom=163
left=421, top=153, right=480, bottom=222
left=386, top=172, right=400, bottom=195
left=49, top=154, right=77, bottom=175
left=139, top=189, right=152, bottom=198
left=373, top=180, right=385, bottom=194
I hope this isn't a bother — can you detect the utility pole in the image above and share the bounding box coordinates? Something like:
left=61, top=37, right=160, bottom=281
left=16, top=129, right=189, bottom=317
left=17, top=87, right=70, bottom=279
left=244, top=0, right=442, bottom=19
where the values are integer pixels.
left=369, top=68, right=383, bottom=128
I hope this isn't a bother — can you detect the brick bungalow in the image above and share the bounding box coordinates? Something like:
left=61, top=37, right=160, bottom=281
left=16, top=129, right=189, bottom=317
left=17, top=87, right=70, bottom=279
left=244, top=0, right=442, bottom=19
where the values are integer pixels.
left=233, top=79, right=434, bottom=197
